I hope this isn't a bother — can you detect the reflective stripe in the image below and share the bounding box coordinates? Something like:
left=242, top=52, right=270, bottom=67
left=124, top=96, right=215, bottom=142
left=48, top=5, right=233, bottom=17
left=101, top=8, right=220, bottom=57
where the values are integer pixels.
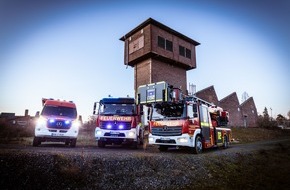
left=200, top=122, right=210, bottom=127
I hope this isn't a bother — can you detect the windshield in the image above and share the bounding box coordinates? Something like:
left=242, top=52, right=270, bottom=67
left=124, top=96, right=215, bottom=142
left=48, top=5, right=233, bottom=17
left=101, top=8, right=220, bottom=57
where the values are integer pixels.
left=41, top=105, right=77, bottom=118
left=152, top=103, right=185, bottom=120
left=99, top=103, right=136, bottom=116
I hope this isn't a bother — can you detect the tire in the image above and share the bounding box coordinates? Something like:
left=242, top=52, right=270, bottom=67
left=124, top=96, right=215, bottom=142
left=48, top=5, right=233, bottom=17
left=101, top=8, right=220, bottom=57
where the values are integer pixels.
left=32, top=137, right=41, bottom=147
left=192, top=136, right=202, bottom=154
left=158, top=145, right=168, bottom=152
left=223, top=135, right=229, bottom=149
left=70, top=139, right=77, bottom=148
left=98, top=140, right=105, bottom=148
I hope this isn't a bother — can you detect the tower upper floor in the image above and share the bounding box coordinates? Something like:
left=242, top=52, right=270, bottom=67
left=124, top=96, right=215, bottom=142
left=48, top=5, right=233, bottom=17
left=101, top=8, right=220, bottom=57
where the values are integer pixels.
left=120, top=18, right=200, bottom=70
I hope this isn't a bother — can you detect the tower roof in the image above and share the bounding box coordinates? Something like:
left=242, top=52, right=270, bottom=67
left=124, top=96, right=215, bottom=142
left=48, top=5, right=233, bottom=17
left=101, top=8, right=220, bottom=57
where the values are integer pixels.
left=120, top=17, right=200, bottom=46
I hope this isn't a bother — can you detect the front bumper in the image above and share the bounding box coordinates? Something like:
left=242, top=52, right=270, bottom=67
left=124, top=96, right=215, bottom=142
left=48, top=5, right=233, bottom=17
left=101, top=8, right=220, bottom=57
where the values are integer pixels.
left=35, top=126, right=79, bottom=139
left=148, top=133, right=194, bottom=147
left=95, top=127, right=137, bottom=141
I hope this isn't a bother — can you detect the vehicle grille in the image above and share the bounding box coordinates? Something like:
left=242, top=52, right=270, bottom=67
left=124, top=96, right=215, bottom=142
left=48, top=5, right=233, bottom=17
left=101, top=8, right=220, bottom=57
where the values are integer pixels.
left=156, top=139, right=176, bottom=144
left=47, top=120, right=72, bottom=129
left=151, top=126, right=182, bottom=136
left=100, top=121, right=131, bottom=130
left=104, top=133, right=126, bottom=137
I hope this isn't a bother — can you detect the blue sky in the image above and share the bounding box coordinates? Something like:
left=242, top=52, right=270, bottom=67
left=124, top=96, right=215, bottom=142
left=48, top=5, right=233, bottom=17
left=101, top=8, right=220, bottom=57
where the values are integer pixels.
left=0, top=0, right=289, bottom=121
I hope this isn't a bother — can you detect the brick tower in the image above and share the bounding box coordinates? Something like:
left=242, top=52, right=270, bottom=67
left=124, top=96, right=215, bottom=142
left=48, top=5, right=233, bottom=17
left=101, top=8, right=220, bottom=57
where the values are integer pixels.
left=120, top=18, right=200, bottom=95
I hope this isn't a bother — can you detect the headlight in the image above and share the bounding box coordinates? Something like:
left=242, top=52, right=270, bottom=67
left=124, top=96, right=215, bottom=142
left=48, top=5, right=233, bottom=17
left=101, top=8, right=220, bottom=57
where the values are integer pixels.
left=96, top=130, right=102, bottom=136
left=177, top=137, right=188, bottom=143
left=149, top=137, right=154, bottom=142
left=37, top=117, right=47, bottom=125
left=72, top=120, right=81, bottom=128
left=106, top=124, right=112, bottom=129
left=128, top=131, right=135, bottom=137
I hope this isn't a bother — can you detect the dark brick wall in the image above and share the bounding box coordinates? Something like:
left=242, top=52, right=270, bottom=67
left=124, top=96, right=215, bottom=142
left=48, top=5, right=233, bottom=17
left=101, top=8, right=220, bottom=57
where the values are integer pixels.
left=133, top=58, right=187, bottom=93
left=239, top=97, right=258, bottom=127
left=133, top=59, right=151, bottom=92
left=196, top=88, right=258, bottom=127
left=122, top=23, right=198, bottom=70
left=150, top=25, right=197, bottom=69
left=151, top=59, right=187, bottom=93
left=195, top=86, right=219, bottom=105
left=124, top=24, right=151, bottom=65
left=219, top=92, right=243, bottom=127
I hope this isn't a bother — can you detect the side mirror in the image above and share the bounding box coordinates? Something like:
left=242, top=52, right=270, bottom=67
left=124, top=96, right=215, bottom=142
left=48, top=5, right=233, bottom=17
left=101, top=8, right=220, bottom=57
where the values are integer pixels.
left=78, top=115, right=83, bottom=124
left=93, top=102, right=97, bottom=114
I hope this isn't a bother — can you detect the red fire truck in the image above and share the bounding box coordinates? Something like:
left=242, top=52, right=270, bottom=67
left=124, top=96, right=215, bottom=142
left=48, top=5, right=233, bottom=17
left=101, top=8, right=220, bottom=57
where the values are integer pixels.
left=93, top=97, right=144, bottom=148
left=137, top=81, right=231, bottom=154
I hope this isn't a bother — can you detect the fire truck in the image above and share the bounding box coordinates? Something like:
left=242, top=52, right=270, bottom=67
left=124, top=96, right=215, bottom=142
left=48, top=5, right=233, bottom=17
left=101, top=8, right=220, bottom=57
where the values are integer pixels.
left=33, top=98, right=81, bottom=147
left=137, top=81, right=231, bottom=154
left=93, top=97, right=143, bottom=148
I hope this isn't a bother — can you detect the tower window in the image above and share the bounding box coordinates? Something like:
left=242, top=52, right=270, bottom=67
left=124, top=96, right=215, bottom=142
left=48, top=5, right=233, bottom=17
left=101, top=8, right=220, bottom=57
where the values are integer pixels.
left=166, top=40, right=173, bottom=51
left=186, top=48, right=191, bottom=59
left=158, top=36, right=165, bottom=49
left=179, top=45, right=191, bottom=59
left=179, top=46, right=185, bottom=56
left=158, top=36, right=173, bottom=52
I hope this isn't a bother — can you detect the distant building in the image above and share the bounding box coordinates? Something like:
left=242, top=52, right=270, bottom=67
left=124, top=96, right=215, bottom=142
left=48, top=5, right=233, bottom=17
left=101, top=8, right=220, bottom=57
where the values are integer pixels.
left=195, top=86, right=219, bottom=105
left=239, top=97, right=258, bottom=127
left=219, top=92, right=242, bottom=127
left=195, top=87, right=258, bottom=127
left=0, top=110, right=32, bottom=127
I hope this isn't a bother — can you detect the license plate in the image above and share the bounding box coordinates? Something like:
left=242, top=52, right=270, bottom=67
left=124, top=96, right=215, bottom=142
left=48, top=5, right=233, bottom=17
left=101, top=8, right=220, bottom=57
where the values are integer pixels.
left=52, top=133, right=64, bottom=136
left=110, top=131, right=120, bottom=135
left=160, top=137, right=170, bottom=141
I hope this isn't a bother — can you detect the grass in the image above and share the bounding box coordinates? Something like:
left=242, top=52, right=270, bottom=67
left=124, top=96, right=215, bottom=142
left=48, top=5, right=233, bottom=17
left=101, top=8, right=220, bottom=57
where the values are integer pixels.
left=202, top=142, right=290, bottom=189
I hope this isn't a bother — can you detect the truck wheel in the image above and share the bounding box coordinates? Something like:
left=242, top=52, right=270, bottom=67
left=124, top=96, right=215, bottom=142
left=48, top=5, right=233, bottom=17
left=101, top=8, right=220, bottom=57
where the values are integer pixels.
left=158, top=145, right=168, bottom=152
left=98, top=140, right=105, bottom=148
left=192, top=136, right=202, bottom=154
left=70, top=139, right=77, bottom=147
left=32, top=137, right=41, bottom=147
left=223, top=135, right=229, bottom=149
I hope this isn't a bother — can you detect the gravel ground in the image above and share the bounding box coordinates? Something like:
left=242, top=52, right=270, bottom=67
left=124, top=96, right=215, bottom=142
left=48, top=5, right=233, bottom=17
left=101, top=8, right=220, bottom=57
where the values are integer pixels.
left=1, top=138, right=290, bottom=190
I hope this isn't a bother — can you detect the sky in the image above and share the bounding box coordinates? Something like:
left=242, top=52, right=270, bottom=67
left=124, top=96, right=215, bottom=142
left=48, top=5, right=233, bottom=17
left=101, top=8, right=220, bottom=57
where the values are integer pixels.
left=0, top=0, right=289, bottom=121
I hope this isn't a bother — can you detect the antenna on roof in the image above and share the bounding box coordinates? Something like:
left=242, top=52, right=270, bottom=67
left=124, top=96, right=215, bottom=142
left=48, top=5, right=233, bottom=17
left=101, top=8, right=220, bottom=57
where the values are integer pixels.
left=188, top=83, right=196, bottom=95
left=241, top=92, right=249, bottom=103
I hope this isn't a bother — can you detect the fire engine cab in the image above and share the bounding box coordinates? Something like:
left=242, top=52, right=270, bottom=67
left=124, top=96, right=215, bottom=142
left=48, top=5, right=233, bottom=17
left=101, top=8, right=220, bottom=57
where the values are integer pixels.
left=137, top=81, right=231, bottom=154
left=93, top=97, right=143, bottom=148
left=33, top=98, right=81, bottom=147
